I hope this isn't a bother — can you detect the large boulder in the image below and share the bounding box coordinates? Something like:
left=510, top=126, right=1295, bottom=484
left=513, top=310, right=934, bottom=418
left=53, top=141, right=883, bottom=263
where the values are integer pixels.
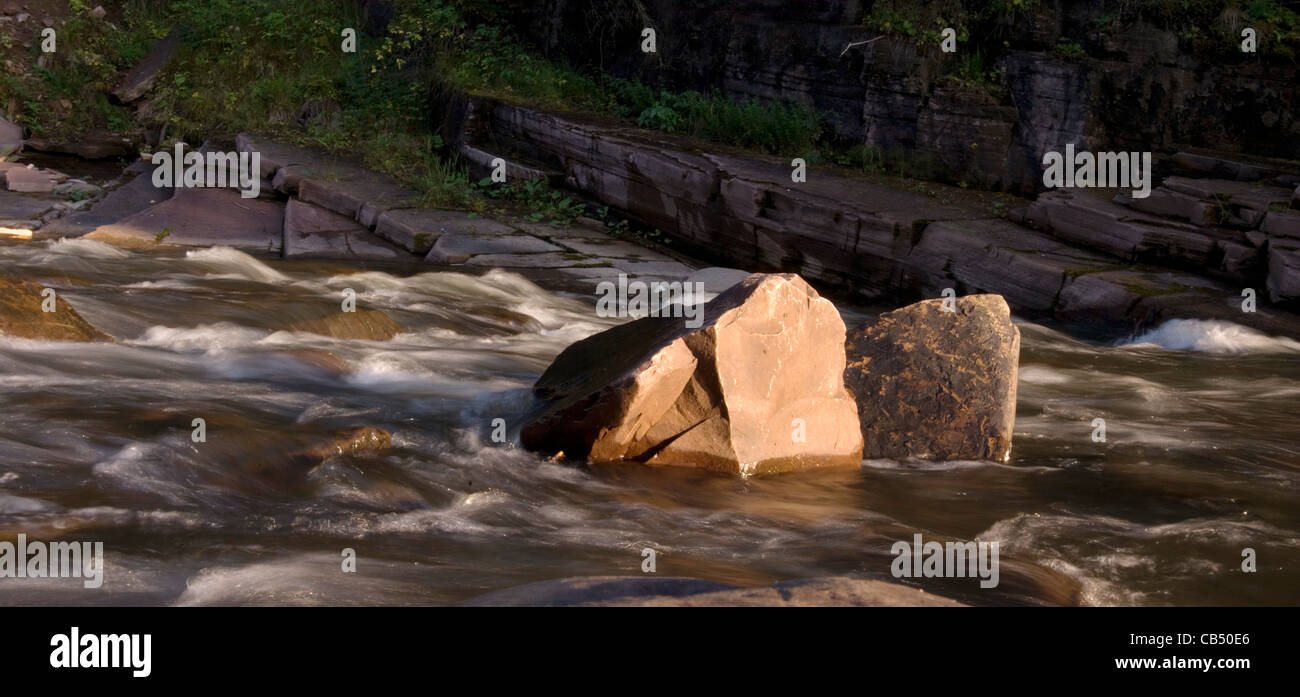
left=0, top=276, right=114, bottom=342
left=520, top=273, right=863, bottom=475
left=845, top=294, right=1019, bottom=462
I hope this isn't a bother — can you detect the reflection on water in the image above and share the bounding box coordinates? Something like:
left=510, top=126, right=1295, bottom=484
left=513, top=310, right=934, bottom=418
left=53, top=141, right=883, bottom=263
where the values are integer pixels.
left=0, top=240, right=1296, bottom=605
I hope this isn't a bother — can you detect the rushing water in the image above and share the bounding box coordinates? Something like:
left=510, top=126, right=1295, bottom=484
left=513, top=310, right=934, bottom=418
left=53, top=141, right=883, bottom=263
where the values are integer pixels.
left=0, top=239, right=1296, bottom=606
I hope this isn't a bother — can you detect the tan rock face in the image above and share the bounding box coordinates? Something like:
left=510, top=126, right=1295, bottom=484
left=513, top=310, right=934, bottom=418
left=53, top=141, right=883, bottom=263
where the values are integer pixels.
left=845, top=294, right=1019, bottom=463
left=521, top=273, right=863, bottom=475
left=0, top=276, right=114, bottom=342
left=288, top=309, right=404, bottom=341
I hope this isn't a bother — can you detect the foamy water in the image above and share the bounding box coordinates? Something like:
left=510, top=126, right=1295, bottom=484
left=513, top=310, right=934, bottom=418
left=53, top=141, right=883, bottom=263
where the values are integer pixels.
left=1119, top=318, right=1300, bottom=354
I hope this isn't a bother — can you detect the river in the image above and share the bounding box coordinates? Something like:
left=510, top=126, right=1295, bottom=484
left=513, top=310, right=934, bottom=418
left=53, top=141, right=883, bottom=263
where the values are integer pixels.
left=1, top=238, right=1297, bottom=605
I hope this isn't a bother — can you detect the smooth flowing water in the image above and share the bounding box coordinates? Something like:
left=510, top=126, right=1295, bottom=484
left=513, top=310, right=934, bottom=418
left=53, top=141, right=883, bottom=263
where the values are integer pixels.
left=1, top=239, right=1297, bottom=605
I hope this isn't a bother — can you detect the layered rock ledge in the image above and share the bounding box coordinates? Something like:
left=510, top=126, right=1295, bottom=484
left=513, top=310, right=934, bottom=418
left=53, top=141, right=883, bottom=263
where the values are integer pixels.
left=446, top=98, right=1300, bottom=340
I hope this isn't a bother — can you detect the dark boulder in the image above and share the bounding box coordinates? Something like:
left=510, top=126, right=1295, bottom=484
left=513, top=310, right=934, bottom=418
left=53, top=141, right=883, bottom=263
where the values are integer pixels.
left=845, top=294, right=1019, bottom=462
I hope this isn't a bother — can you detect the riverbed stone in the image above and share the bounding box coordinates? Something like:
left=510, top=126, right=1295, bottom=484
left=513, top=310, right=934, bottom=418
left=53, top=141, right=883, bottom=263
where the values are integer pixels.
left=462, top=252, right=590, bottom=268
left=845, top=294, right=1019, bottom=463
left=85, top=187, right=283, bottom=251
left=283, top=349, right=352, bottom=376
left=464, top=575, right=965, bottom=607
left=243, top=427, right=392, bottom=486
left=288, top=309, right=404, bottom=341
left=37, top=171, right=173, bottom=239
left=1267, top=240, right=1300, bottom=304
left=0, top=276, right=114, bottom=342
left=282, top=198, right=404, bottom=260
left=0, top=189, right=56, bottom=221
left=607, top=259, right=695, bottom=277
left=1027, top=190, right=1217, bottom=266
left=548, top=236, right=656, bottom=259
left=521, top=273, right=863, bottom=474
left=4, top=166, right=55, bottom=193
left=425, top=231, right=562, bottom=264
left=53, top=179, right=105, bottom=200
left=1127, top=186, right=1214, bottom=225
left=298, top=175, right=418, bottom=224
left=374, top=208, right=516, bottom=255
left=1261, top=210, right=1300, bottom=240
left=1159, top=176, right=1292, bottom=228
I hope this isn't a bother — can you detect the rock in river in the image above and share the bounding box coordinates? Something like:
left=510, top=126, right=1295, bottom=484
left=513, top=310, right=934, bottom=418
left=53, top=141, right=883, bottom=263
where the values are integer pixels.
left=288, top=309, right=404, bottom=341
left=0, top=276, right=114, bottom=342
left=845, top=294, right=1019, bottom=462
left=521, top=273, right=863, bottom=475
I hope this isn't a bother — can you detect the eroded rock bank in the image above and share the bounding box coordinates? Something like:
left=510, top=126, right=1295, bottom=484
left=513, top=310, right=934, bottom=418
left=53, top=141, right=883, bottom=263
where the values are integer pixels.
left=526, top=0, right=1300, bottom=195
left=442, top=96, right=1300, bottom=340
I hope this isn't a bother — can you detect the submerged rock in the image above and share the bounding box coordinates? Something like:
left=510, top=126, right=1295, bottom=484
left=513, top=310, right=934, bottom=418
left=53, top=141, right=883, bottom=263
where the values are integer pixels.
left=240, top=427, right=393, bottom=487
left=288, top=309, right=404, bottom=341
left=297, top=427, right=392, bottom=461
left=520, top=273, right=863, bottom=475
left=0, top=276, right=114, bottom=342
left=283, top=349, right=352, bottom=376
left=845, top=294, right=1019, bottom=463
left=464, top=576, right=966, bottom=607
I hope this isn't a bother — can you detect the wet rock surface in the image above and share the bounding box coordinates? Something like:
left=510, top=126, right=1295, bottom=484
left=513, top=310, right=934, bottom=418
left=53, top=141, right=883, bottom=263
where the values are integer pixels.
left=283, top=198, right=404, bottom=260
left=287, top=309, right=405, bottom=341
left=465, top=575, right=966, bottom=607
left=85, top=187, right=284, bottom=251
left=845, top=294, right=1019, bottom=463
left=0, top=275, right=114, bottom=342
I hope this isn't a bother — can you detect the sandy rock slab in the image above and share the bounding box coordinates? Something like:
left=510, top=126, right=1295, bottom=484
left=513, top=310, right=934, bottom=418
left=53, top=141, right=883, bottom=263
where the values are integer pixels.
left=287, top=309, right=404, bottom=341
left=0, top=276, right=114, bottom=342
left=85, top=187, right=283, bottom=251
